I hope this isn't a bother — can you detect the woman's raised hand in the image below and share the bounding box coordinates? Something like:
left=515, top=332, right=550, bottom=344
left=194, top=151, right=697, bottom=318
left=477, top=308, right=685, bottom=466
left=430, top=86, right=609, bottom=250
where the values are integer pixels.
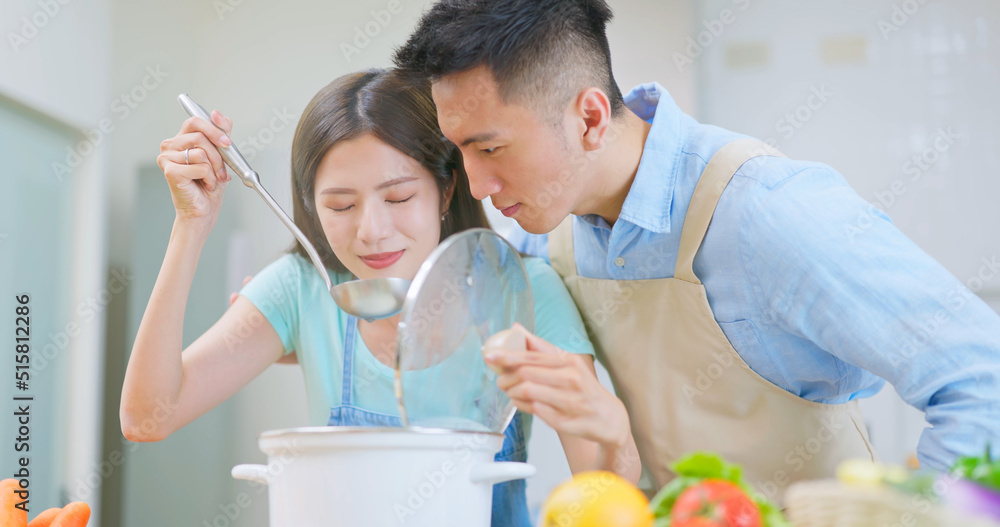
left=157, top=110, right=235, bottom=226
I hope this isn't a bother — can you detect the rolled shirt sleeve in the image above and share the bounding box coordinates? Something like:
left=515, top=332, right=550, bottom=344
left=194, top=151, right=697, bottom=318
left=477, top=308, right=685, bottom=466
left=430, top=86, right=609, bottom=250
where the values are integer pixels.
left=745, top=166, right=1000, bottom=470
left=238, top=254, right=304, bottom=356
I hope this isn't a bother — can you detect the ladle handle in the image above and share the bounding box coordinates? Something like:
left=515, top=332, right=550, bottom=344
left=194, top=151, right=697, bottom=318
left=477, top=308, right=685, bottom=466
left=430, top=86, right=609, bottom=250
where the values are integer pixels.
left=177, top=94, right=258, bottom=187
left=176, top=93, right=334, bottom=293
left=250, top=186, right=335, bottom=292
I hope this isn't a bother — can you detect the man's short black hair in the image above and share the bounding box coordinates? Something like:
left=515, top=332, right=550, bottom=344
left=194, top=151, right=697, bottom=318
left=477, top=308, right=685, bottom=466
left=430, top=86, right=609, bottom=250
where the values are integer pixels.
left=394, top=0, right=625, bottom=121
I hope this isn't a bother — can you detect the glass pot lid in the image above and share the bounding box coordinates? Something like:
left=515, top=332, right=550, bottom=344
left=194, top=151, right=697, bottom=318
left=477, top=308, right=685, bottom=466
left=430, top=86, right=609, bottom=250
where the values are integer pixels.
left=394, top=229, right=534, bottom=433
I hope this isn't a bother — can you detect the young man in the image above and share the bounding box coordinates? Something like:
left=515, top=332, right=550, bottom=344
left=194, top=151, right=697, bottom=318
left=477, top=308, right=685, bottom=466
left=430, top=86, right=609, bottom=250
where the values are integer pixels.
left=395, top=0, right=1000, bottom=498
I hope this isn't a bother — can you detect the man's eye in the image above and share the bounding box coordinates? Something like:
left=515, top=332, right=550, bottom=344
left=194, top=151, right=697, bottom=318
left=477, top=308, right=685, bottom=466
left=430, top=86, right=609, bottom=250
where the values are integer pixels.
left=387, top=194, right=415, bottom=205
left=481, top=147, right=498, bottom=155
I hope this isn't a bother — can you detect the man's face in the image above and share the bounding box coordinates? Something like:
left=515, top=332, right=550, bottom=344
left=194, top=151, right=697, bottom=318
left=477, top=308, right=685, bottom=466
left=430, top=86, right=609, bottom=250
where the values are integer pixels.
left=432, top=66, right=584, bottom=234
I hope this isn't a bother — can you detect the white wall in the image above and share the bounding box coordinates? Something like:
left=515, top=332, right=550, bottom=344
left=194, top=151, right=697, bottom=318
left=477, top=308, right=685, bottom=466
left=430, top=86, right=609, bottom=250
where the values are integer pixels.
left=1, top=1, right=112, bottom=524
left=1, top=0, right=112, bottom=127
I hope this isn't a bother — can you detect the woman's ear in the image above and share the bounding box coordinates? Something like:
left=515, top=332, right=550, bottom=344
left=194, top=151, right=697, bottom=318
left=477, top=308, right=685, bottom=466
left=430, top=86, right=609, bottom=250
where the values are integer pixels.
left=442, top=171, right=458, bottom=213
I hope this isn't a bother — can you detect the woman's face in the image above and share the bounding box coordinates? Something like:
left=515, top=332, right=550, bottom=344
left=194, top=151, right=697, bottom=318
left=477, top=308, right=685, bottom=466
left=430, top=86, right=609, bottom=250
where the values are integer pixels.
left=313, top=133, right=449, bottom=281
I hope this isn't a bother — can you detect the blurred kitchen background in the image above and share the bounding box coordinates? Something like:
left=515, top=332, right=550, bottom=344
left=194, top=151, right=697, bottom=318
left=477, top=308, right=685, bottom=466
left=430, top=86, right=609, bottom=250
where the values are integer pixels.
left=1, top=0, right=998, bottom=525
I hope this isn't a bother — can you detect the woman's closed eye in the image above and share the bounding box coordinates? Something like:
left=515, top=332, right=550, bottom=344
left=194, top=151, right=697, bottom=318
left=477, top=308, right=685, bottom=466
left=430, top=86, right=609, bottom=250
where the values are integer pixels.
left=325, top=201, right=354, bottom=212
left=386, top=193, right=415, bottom=204
left=324, top=192, right=414, bottom=212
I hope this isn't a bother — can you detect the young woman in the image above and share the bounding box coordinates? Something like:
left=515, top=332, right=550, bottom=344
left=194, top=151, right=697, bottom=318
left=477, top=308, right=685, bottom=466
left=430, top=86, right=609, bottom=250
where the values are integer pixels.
left=120, top=69, right=638, bottom=525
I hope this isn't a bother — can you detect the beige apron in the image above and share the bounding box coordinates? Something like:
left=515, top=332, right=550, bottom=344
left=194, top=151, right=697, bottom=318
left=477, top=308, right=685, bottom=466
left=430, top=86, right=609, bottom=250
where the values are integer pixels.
left=549, top=138, right=875, bottom=501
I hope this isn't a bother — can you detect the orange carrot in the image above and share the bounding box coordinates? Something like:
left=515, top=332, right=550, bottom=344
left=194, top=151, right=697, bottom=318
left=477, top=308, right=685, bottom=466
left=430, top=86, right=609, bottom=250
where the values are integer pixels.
left=50, top=503, right=89, bottom=527
left=0, top=478, right=28, bottom=527
left=27, top=508, right=61, bottom=527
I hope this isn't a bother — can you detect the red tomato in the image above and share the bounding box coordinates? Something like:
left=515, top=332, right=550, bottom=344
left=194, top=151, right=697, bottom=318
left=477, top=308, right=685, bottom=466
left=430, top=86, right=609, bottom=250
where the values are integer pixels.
left=670, top=479, right=762, bottom=527
left=671, top=519, right=719, bottom=527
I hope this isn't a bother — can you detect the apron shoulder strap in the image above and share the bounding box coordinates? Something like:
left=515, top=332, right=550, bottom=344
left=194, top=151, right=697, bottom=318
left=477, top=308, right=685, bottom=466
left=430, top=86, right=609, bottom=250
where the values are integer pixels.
left=674, top=138, right=786, bottom=284
left=342, top=316, right=358, bottom=405
left=548, top=216, right=578, bottom=279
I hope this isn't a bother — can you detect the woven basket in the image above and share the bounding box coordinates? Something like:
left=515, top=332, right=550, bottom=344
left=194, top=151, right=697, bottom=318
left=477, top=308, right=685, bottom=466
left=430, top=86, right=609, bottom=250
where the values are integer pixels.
left=785, top=479, right=1000, bottom=527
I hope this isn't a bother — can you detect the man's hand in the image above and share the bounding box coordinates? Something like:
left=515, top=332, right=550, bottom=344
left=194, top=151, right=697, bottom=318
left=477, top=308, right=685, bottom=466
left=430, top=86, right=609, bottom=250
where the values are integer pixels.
left=485, top=323, right=630, bottom=449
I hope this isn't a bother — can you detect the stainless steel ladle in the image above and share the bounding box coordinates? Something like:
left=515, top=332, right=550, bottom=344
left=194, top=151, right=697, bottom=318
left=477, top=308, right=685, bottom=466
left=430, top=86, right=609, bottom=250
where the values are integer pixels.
left=178, top=94, right=409, bottom=321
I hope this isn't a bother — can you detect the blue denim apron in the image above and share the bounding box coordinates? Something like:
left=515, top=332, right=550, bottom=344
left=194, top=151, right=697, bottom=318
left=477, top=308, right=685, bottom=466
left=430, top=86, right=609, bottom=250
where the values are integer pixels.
left=327, top=316, right=531, bottom=527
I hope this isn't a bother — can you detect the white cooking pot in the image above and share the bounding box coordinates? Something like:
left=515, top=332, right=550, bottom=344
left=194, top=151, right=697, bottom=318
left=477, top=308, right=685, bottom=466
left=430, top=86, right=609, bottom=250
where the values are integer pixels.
left=231, top=427, right=535, bottom=527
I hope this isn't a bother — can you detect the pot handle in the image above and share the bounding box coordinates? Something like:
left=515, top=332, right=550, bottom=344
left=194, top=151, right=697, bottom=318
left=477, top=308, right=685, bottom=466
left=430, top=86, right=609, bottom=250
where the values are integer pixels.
left=469, top=462, right=536, bottom=485
left=231, top=464, right=270, bottom=485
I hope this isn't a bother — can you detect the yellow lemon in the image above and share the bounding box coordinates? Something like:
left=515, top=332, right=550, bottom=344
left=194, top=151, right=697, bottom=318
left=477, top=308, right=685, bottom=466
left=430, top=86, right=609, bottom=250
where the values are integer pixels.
left=540, top=471, right=653, bottom=527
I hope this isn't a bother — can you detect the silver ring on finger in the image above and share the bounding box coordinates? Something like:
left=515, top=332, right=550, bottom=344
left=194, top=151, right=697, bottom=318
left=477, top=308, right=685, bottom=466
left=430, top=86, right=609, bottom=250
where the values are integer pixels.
left=184, top=148, right=191, bottom=165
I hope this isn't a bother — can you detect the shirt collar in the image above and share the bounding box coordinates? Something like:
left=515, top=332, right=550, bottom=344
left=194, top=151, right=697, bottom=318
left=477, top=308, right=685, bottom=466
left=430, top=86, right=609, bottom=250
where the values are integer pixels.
left=608, top=82, right=685, bottom=234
